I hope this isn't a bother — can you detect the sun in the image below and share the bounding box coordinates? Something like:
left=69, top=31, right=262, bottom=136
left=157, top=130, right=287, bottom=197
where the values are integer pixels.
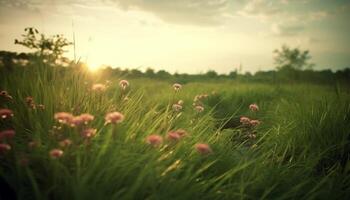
left=87, top=63, right=102, bottom=72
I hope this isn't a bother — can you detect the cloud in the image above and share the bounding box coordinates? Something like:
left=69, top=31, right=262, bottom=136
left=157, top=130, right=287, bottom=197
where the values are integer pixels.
left=109, top=0, right=230, bottom=26
left=271, top=23, right=305, bottom=37
left=238, top=0, right=281, bottom=20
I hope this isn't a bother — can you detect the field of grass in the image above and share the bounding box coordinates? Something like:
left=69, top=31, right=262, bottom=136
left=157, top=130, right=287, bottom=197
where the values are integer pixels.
left=0, top=61, right=350, bottom=200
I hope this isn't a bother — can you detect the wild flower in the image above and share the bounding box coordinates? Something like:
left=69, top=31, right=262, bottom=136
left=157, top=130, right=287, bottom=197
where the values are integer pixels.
left=19, top=156, right=29, bottom=166
left=248, top=133, right=257, bottom=139
left=36, top=104, right=45, bottom=110
left=172, top=103, right=183, bottom=112
left=0, top=130, right=15, bottom=141
left=59, top=139, right=72, bottom=147
left=240, top=116, right=251, bottom=125
left=173, top=83, right=182, bottom=92
left=92, top=83, right=107, bottom=92
left=54, top=112, right=74, bottom=124
left=28, top=141, right=39, bottom=149
left=195, top=105, right=204, bottom=113
left=0, top=90, right=8, bottom=96
left=119, top=80, right=129, bottom=90
left=0, top=108, right=14, bottom=119
left=0, top=143, right=11, bottom=153
left=194, top=94, right=208, bottom=102
left=175, top=129, right=187, bottom=137
left=0, top=91, right=12, bottom=100
left=195, top=143, right=212, bottom=155
left=177, top=100, right=184, bottom=105
left=71, top=113, right=94, bottom=126
left=250, top=120, right=261, bottom=126
left=81, top=128, right=97, bottom=139
left=105, top=112, right=125, bottom=124
left=25, top=96, right=34, bottom=105
left=249, top=104, right=259, bottom=112
left=49, top=149, right=63, bottom=159
left=167, top=131, right=181, bottom=142
left=146, top=134, right=163, bottom=147
left=123, top=96, right=130, bottom=102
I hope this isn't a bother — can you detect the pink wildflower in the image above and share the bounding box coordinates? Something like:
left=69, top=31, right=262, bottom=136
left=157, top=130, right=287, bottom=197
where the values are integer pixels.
left=0, top=130, right=15, bottom=141
left=54, top=112, right=74, bottom=124
left=19, top=156, right=29, bottom=166
left=36, top=104, right=45, bottom=110
left=250, top=120, right=261, bottom=126
left=167, top=131, right=181, bottom=142
left=172, top=103, right=182, bottom=112
left=119, top=80, right=129, bottom=90
left=71, top=113, right=94, bottom=126
left=0, top=108, right=14, bottom=119
left=195, top=105, right=204, bottom=113
left=249, top=104, right=259, bottom=112
left=173, top=83, right=182, bottom=92
left=105, top=112, right=125, bottom=125
left=240, top=116, right=251, bottom=125
left=0, top=143, right=11, bottom=153
left=28, top=141, right=39, bottom=149
left=25, top=96, right=36, bottom=109
left=175, top=129, right=187, bottom=137
left=81, top=128, right=97, bottom=139
left=0, top=91, right=12, bottom=100
left=92, top=83, right=107, bottom=92
left=49, top=149, right=63, bottom=159
left=195, top=143, right=212, bottom=155
left=0, top=91, right=8, bottom=97
left=59, top=139, right=72, bottom=147
left=146, top=134, right=163, bottom=147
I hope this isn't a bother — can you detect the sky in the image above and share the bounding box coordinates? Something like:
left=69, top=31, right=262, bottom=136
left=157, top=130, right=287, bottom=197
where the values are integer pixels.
left=0, top=0, right=349, bottom=74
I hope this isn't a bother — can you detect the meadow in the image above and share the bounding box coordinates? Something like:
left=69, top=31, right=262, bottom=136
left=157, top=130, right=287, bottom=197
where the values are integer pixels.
left=0, top=60, right=350, bottom=200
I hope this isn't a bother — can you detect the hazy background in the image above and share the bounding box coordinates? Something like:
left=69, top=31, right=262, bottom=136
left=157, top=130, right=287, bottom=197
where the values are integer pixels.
left=0, top=0, right=349, bottom=74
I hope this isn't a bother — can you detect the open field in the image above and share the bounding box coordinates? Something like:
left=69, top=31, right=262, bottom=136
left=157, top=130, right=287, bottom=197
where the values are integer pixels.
left=0, top=61, right=349, bottom=200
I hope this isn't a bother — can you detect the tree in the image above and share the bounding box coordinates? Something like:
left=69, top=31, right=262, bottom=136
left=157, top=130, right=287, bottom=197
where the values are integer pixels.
left=274, top=45, right=313, bottom=70
left=205, top=70, right=218, bottom=78
left=14, top=27, right=72, bottom=63
left=145, top=68, right=155, bottom=78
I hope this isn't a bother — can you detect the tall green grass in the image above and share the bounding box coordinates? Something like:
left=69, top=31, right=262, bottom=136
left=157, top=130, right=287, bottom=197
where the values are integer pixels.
left=0, top=61, right=349, bottom=199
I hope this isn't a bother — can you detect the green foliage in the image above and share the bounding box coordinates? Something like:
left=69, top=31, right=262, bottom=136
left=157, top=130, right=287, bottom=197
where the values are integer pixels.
left=274, top=45, right=314, bottom=71
left=14, top=27, right=72, bottom=63
left=0, top=58, right=349, bottom=199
